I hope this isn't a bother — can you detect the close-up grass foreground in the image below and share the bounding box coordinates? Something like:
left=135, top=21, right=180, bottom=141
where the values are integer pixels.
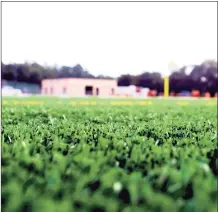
left=1, top=97, right=217, bottom=212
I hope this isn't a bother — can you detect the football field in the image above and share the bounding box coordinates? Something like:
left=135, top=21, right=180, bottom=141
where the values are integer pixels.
left=1, top=97, right=217, bottom=212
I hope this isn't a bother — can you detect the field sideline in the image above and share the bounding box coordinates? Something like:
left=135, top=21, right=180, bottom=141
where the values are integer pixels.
left=2, top=96, right=217, bottom=106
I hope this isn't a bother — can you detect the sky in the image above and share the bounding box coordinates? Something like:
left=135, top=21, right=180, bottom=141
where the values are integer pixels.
left=2, top=2, right=217, bottom=77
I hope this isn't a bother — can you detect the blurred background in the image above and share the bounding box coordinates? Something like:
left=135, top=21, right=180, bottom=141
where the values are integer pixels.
left=1, top=60, right=218, bottom=97
left=1, top=2, right=217, bottom=98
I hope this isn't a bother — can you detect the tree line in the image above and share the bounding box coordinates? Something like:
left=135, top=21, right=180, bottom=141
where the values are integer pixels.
left=118, top=60, right=217, bottom=96
left=1, top=62, right=113, bottom=85
left=1, top=60, right=217, bottom=96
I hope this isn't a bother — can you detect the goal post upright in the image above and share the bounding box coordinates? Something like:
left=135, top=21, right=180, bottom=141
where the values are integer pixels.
left=165, top=60, right=178, bottom=98
left=164, top=76, right=169, bottom=98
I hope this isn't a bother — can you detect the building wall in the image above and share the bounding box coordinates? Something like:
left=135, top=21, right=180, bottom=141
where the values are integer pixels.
left=41, top=78, right=117, bottom=97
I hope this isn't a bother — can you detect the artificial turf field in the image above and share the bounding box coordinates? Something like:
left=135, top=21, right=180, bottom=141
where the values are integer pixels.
left=1, top=97, right=217, bottom=212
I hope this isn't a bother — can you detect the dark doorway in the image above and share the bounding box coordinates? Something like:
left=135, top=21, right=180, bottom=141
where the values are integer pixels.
left=96, top=88, right=99, bottom=96
left=85, top=86, right=93, bottom=95
left=111, top=88, right=115, bottom=95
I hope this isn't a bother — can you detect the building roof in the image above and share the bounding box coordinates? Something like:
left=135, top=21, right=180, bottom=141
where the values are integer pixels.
left=42, top=77, right=116, bottom=81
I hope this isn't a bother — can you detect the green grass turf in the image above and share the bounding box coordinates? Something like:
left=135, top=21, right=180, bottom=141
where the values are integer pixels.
left=1, top=97, right=217, bottom=212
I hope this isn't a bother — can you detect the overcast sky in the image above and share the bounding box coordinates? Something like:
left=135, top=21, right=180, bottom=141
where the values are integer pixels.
left=2, top=2, right=217, bottom=77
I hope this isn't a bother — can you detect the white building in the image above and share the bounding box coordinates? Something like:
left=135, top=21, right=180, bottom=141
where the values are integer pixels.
left=116, top=85, right=149, bottom=98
